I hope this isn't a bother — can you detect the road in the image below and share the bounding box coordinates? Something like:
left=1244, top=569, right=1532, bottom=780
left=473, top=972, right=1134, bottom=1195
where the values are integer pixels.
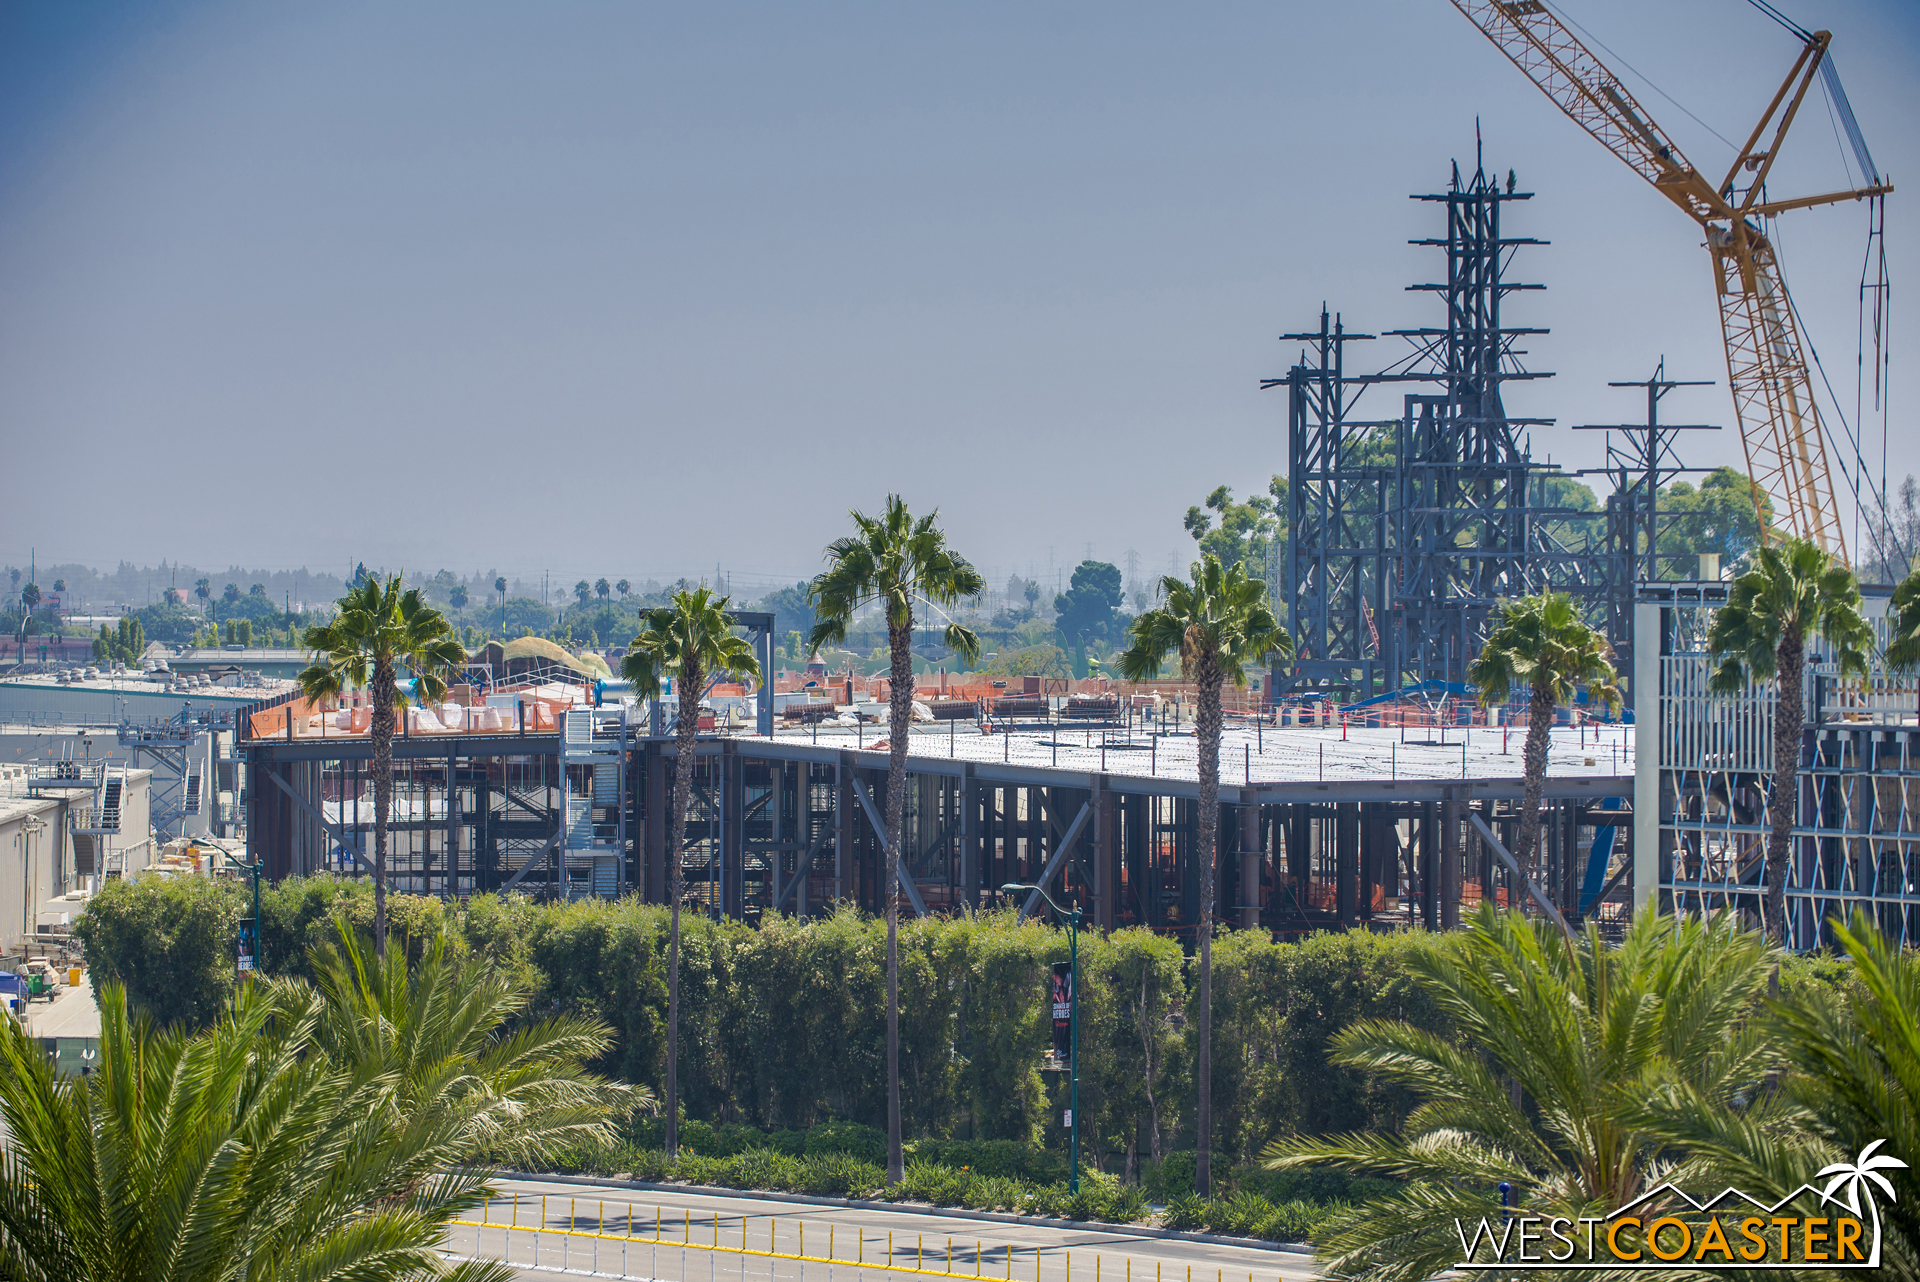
left=447, top=1175, right=1321, bottom=1282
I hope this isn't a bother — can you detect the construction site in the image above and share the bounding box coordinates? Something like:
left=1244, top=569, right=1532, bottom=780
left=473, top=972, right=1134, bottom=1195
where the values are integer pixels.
left=12, top=3, right=1913, bottom=954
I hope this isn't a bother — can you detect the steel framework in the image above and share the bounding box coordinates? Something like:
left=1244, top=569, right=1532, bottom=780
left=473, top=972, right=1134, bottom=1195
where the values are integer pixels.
left=1277, top=156, right=1622, bottom=696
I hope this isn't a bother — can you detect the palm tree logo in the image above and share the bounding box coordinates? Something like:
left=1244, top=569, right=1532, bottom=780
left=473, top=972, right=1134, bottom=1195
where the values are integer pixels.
left=1816, top=1139, right=1908, bottom=1264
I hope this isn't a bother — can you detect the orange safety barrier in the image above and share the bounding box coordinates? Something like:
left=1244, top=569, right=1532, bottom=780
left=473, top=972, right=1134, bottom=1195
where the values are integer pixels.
left=252, top=691, right=577, bottom=740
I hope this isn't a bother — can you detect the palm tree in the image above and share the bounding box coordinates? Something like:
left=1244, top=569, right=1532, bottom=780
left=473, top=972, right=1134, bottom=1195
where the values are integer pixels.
left=595, top=577, right=611, bottom=603
left=1631, top=908, right=1917, bottom=1278
left=1263, top=904, right=1779, bottom=1281
left=1117, top=551, right=1290, bottom=1196
left=1887, top=564, right=1920, bottom=700
left=574, top=579, right=592, bottom=606
left=1467, top=591, right=1621, bottom=887
left=301, top=923, right=643, bottom=1169
left=449, top=583, right=469, bottom=610
left=621, top=585, right=760, bottom=1160
left=806, top=495, right=982, bottom=1183
left=1706, top=536, right=1871, bottom=942
left=0, top=979, right=513, bottom=1281
left=616, top=579, right=631, bottom=601
left=298, top=575, right=465, bottom=958
left=193, top=576, right=211, bottom=612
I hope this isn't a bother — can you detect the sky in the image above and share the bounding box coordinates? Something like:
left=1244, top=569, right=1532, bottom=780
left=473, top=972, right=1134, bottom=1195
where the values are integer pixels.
left=1, top=0, right=1914, bottom=599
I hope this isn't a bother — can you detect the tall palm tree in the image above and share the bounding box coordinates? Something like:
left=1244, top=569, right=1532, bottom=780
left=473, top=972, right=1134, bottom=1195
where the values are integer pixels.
left=1706, top=536, right=1870, bottom=942
left=301, top=923, right=644, bottom=1169
left=595, top=577, right=611, bottom=603
left=298, top=576, right=465, bottom=958
left=1468, top=591, right=1621, bottom=888
left=0, top=979, right=515, bottom=1282
left=806, top=495, right=982, bottom=1184
left=621, top=586, right=760, bottom=1160
left=1263, top=905, right=1780, bottom=1281
left=1117, top=551, right=1290, bottom=1197
left=616, top=579, right=631, bottom=601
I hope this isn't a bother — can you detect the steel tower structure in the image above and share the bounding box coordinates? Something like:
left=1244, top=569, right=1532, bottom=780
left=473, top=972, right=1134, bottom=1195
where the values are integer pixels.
left=1276, top=155, right=1623, bottom=697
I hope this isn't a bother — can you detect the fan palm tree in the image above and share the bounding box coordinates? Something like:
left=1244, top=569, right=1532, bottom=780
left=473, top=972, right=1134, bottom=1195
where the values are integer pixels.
left=616, top=579, right=631, bottom=600
left=1706, top=536, right=1871, bottom=942
left=806, top=495, right=982, bottom=1184
left=301, top=922, right=643, bottom=1170
left=595, top=577, right=611, bottom=603
left=0, top=980, right=515, bottom=1282
left=621, top=585, right=760, bottom=1160
left=1468, top=591, right=1621, bottom=888
left=1887, top=564, right=1920, bottom=691
left=1117, top=551, right=1290, bottom=1196
left=1263, top=905, right=1780, bottom=1281
left=298, top=575, right=465, bottom=958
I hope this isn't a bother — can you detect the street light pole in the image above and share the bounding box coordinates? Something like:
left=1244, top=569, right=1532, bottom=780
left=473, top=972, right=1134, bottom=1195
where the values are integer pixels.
left=252, top=859, right=264, bottom=974
left=1002, top=882, right=1081, bottom=1194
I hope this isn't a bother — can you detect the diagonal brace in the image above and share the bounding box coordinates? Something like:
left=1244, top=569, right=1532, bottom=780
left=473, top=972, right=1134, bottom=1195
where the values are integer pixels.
left=1021, top=801, right=1093, bottom=920
left=850, top=777, right=930, bottom=917
left=263, top=768, right=375, bottom=875
left=1469, top=811, right=1576, bottom=944
left=498, top=828, right=564, bottom=892
left=770, top=827, right=830, bottom=911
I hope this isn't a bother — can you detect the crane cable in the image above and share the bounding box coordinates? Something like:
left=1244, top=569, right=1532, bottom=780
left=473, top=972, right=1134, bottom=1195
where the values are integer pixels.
left=1767, top=214, right=1891, bottom=567
left=1742, top=0, right=1814, bottom=43
left=1541, top=0, right=1739, bottom=154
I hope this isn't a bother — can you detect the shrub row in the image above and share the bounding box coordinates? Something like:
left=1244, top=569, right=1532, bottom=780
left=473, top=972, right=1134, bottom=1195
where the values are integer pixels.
left=78, top=875, right=1861, bottom=1185
left=1161, top=1191, right=1349, bottom=1243
left=542, top=1144, right=1150, bottom=1227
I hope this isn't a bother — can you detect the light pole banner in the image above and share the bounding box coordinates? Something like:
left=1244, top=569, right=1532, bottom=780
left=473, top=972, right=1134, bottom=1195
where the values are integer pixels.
left=1050, top=961, right=1072, bottom=1065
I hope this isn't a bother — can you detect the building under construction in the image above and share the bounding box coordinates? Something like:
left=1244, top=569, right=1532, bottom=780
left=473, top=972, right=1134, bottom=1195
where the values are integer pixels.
left=236, top=669, right=1634, bottom=939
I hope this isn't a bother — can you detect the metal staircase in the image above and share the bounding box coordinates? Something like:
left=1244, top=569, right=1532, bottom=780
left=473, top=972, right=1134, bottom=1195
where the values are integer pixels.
left=561, top=707, right=627, bottom=899
left=69, top=764, right=129, bottom=883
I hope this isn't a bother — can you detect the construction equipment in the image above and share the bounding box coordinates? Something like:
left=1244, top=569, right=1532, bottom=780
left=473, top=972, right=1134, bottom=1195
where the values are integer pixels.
left=1448, top=0, right=1891, bottom=560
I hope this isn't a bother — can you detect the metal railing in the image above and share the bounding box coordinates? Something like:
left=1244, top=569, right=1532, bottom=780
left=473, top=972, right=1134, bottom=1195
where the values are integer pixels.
left=444, top=1194, right=1287, bottom=1282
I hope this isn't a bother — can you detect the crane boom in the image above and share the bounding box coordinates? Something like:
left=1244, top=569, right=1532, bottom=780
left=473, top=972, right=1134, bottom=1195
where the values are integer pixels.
left=1448, top=0, right=1891, bottom=560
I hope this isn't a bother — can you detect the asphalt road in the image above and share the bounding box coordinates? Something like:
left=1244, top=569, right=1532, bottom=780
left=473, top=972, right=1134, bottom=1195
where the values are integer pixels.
left=447, top=1175, right=1321, bottom=1282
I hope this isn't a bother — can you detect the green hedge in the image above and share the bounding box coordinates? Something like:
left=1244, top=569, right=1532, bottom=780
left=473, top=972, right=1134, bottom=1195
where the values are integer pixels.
left=83, top=874, right=1846, bottom=1190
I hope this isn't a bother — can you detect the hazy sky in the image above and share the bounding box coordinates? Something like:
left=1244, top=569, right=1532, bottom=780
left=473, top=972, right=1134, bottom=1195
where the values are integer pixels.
left=2, top=0, right=1913, bottom=597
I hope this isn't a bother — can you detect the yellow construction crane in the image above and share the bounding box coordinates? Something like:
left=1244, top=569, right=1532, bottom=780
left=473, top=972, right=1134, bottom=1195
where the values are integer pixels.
left=1449, top=0, right=1891, bottom=560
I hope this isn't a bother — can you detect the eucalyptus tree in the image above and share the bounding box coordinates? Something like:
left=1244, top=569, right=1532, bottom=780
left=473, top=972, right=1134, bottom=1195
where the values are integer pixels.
left=1117, top=552, right=1290, bottom=1196
left=1706, top=537, right=1870, bottom=942
left=621, top=585, right=760, bottom=1159
left=807, top=495, right=982, bottom=1183
left=298, top=576, right=465, bottom=958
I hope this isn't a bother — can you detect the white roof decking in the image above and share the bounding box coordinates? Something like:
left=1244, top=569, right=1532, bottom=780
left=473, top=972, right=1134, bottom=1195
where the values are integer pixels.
left=735, top=719, right=1635, bottom=802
